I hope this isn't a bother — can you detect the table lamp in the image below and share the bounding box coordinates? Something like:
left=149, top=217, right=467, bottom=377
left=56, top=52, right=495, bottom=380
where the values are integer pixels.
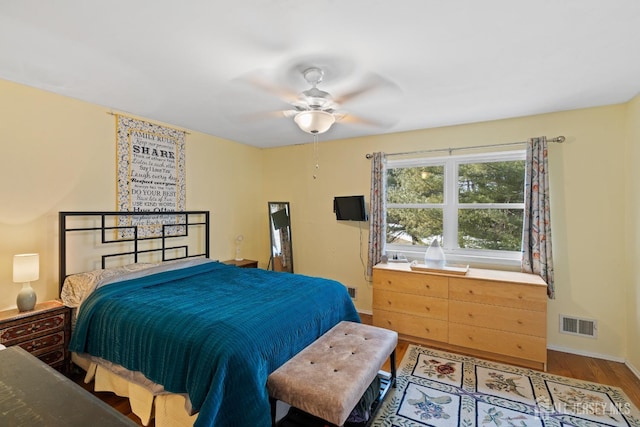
left=13, top=253, right=39, bottom=312
left=235, top=235, right=244, bottom=261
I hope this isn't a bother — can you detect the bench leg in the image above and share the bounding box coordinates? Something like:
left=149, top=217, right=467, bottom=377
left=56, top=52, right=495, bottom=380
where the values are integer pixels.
left=270, top=397, right=277, bottom=426
left=390, top=349, right=397, bottom=387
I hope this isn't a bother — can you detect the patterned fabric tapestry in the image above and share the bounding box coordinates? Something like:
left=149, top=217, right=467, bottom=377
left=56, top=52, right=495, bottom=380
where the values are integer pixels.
left=116, top=115, right=186, bottom=237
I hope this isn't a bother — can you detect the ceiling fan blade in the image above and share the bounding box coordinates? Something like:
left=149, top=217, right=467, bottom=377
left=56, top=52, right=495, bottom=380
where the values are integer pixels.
left=333, top=72, right=400, bottom=105
left=335, top=112, right=398, bottom=129
left=237, top=70, right=300, bottom=104
left=240, top=109, right=298, bottom=122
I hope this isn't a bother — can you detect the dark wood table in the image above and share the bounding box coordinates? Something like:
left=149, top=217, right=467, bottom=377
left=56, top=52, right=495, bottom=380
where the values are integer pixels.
left=0, top=346, right=137, bottom=426
left=222, top=258, right=258, bottom=268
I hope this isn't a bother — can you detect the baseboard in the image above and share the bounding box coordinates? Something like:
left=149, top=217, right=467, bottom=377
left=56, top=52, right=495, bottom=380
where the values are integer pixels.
left=548, top=345, right=640, bottom=381
left=546, top=344, right=625, bottom=363
left=625, top=360, right=640, bottom=381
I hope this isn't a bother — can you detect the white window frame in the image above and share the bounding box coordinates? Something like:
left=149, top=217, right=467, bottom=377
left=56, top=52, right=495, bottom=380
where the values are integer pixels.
left=385, top=150, right=526, bottom=268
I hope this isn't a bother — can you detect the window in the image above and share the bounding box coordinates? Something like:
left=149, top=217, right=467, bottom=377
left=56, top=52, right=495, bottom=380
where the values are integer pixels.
left=385, top=150, right=526, bottom=266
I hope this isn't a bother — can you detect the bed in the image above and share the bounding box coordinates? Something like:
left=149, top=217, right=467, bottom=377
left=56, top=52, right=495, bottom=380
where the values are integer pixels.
left=59, top=211, right=360, bottom=427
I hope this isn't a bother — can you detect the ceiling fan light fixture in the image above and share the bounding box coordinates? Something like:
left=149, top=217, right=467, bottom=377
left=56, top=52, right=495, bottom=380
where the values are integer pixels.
left=294, top=110, right=335, bottom=134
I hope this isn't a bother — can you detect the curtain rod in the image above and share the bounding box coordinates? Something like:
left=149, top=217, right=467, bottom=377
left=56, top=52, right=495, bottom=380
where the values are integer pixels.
left=365, top=135, right=565, bottom=159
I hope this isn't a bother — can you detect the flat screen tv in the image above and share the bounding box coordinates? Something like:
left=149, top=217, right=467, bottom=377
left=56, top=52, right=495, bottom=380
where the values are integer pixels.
left=333, top=195, right=367, bottom=221
left=271, top=208, right=290, bottom=230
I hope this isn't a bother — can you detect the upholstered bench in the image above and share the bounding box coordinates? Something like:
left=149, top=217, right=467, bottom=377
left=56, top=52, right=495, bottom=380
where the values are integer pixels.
left=267, top=321, right=398, bottom=426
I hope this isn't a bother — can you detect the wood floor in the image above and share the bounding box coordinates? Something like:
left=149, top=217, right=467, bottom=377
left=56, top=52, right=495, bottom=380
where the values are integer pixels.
left=69, top=339, right=640, bottom=427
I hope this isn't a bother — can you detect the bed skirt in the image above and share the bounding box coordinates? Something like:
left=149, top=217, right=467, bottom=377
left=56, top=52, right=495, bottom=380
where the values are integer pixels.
left=72, top=353, right=196, bottom=427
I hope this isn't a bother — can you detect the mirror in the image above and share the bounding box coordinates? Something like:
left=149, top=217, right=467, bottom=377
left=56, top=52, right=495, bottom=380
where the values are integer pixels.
left=268, top=202, right=293, bottom=273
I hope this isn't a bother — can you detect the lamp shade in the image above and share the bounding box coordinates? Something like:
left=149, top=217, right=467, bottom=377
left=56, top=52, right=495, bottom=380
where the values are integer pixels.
left=13, top=253, right=39, bottom=283
left=294, top=110, right=335, bottom=134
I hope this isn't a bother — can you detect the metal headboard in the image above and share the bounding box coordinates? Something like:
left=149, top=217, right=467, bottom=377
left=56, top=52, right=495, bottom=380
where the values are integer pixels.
left=58, top=211, right=210, bottom=293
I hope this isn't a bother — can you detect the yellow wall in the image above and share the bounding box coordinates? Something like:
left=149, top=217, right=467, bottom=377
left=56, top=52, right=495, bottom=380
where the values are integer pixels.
left=263, top=104, right=632, bottom=360
left=626, top=94, right=640, bottom=374
left=0, top=79, right=265, bottom=310
left=2, top=77, right=637, bottom=365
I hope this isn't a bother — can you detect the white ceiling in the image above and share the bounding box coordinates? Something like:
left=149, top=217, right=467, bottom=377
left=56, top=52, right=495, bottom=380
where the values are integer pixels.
left=1, top=1, right=639, bottom=148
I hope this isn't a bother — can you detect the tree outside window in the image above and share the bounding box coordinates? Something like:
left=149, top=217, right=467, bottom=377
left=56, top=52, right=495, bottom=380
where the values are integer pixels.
left=385, top=151, right=525, bottom=265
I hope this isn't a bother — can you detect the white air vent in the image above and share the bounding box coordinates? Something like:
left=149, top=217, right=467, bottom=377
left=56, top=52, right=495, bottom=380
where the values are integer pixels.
left=347, top=287, right=357, bottom=300
left=559, top=315, right=597, bottom=338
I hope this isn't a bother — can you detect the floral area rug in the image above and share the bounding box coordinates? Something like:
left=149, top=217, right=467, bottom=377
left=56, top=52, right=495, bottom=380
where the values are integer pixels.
left=370, top=345, right=640, bottom=427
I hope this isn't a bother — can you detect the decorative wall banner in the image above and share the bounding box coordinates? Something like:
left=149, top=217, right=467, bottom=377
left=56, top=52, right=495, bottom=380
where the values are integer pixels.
left=116, top=115, right=186, bottom=237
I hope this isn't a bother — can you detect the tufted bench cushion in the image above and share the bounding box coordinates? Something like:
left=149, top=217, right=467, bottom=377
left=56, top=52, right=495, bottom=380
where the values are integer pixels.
left=267, top=321, right=397, bottom=426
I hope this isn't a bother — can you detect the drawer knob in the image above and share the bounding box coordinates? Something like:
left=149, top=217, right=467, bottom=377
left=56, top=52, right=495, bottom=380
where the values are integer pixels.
left=518, top=294, right=523, bottom=299
left=425, top=328, right=430, bottom=333
left=425, top=306, right=430, bottom=312
left=517, top=319, right=523, bottom=325
left=468, top=336, right=473, bottom=341
left=387, top=300, right=392, bottom=305
left=387, top=280, right=392, bottom=285
left=387, top=320, right=392, bottom=325
left=517, top=344, right=523, bottom=349
left=468, top=313, right=474, bottom=318
left=425, top=284, right=431, bottom=289
left=468, top=290, right=474, bottom=295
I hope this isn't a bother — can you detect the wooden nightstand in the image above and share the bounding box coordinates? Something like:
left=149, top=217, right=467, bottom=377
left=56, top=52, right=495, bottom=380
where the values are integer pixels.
left=0, top=300, right=71, bottom=374
left=222, top=259, right=258, bottom=268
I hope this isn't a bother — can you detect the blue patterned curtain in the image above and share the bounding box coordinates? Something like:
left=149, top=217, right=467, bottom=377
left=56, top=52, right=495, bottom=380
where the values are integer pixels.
left=522, top=137, right=555, bottom=298
left=367, top=153, right=386, bottom=278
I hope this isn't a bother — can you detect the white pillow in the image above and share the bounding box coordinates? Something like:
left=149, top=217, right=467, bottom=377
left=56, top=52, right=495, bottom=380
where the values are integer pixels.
left=61, top=258, right=214, bottom=308
left=61, top=263, right=157, bottom=308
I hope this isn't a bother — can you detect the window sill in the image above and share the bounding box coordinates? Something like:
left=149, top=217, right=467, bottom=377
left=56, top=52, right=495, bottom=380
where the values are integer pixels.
left=445, top=253, right=521, bottom=271
left=385, top=248, right=522, bottom=271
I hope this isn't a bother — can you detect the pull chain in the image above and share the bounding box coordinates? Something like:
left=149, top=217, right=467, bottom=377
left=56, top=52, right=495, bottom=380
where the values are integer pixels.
left=313, top=134, right=319, bottom=179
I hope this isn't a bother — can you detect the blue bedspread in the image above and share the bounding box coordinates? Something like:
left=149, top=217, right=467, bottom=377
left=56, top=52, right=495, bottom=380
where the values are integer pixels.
left=69, top=261, right=360, bottom=427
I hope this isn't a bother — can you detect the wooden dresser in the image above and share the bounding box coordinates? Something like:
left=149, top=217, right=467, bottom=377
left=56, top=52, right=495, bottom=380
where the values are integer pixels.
left=0, top=300, right=71, bottom=373
left=372, top=263, right=548, bottom=370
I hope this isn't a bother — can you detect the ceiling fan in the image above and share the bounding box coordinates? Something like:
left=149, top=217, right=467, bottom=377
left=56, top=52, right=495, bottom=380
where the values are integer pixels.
left=289, top=67, right=337, bottom=134
left=242, top=63, right=400, bottom=135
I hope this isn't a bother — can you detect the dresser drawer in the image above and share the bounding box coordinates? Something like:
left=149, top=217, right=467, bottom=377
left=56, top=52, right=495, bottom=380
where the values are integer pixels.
left=374, top=270, right=448, bottom=298
left=449, top=323, right=547, bottom=363
left=0, top=313, right=66, bottom=345
left=16, top=331, right=65, bottom=355
left=35, top=346, right=66, bottom=368
left=449, top=300, right=546, bottom=337
left=449, top=278, right=546, bottom=312
left=373, top=289, right=448, bottom=320
left=373, top=308, right=448, bottom=342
